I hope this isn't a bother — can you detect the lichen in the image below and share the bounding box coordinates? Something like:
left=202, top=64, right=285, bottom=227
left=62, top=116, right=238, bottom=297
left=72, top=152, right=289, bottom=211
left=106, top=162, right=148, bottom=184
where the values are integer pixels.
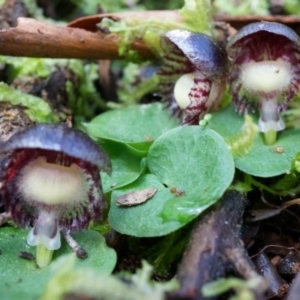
left=0, top=83, right=60, bottom=123
left=99, top=0, right=214, bottom=60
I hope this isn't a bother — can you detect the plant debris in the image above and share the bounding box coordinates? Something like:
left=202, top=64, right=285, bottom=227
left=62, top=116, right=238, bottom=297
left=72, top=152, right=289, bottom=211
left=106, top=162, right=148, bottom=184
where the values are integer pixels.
left=116, top=188, right=157, bottom=206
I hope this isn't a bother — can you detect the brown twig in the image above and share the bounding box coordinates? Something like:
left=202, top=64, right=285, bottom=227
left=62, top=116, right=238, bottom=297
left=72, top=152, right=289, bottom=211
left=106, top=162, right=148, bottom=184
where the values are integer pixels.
left=255, top=252, right=288, bottom=298
left=169, top=190, right=267, bottom=300
left=0, top=10, right=300, bottom=60
left=68, top=11, right=182, bottom=32
left=214, top=14, right=300, bottom=34
left=0, top=17, right=155, bottom=59
left=0, top=11, right=183, bottom=60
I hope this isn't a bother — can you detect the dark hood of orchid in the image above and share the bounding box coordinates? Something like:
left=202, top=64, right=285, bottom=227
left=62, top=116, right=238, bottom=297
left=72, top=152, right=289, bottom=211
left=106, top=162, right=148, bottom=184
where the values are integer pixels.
left=227, top=21, right=300, bottom=59
left=0, top=123, right=111, bottom=251
left=0, top=123, right=112, bottom=174
left=227, top=21, right=300, bottom=135
left=158, top=29, right=228, bottom=125
left=162, top=30, right=228, bottom=80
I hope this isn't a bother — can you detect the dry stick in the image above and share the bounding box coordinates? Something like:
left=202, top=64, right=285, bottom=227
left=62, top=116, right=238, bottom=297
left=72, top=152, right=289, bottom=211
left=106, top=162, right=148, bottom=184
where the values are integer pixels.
left=0, top=17, right=153, bottom=59
left=255, top=252, right=289, bottom=299
left=1, top=12, right=299, bottom=61
left=69, top=12, right=300, bottom=36
left=68, top=11, right=182, bottom=31
left=214, top=14, right=300, bottom=25
left=170, top=190, right=267, bottom=300
left=0, top=11, right=181, bottom=60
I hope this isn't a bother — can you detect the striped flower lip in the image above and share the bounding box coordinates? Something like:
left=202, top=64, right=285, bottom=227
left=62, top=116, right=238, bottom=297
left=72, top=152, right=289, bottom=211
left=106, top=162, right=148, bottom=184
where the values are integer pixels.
left=227, top=21, right=300, bottom=144
left=0, top=123, right=111, bottom=266
left=159, top=29, right=228, bottom=125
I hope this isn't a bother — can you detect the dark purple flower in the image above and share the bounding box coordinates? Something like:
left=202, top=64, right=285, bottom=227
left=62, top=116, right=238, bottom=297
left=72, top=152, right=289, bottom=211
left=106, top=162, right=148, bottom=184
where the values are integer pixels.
left=0, top=123, right=111, bottom=264
left=227, top=21, right=300, bottom=144
left=159, top=29, right=228, bottom=125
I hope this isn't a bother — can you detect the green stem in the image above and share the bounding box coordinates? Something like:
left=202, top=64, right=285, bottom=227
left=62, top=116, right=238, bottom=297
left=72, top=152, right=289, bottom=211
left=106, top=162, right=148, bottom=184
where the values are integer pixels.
left=36, top=244, right=54, bottom=268
left=263, top=129, right=277, bottom=145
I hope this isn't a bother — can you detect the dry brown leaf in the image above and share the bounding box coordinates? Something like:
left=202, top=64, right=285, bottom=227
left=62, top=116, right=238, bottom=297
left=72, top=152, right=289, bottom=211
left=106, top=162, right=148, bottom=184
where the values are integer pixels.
left=116, top=188, right=157, bottom=206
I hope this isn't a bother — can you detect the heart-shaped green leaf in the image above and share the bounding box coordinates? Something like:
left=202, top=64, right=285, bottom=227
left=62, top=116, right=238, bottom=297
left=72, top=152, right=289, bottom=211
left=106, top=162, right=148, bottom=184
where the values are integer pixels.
left=84, top=103, right=180, bottom=153
left=100, top=140, right=147, bottom=193
left=148, top=126, right=235, bottom=224
left=0, top=227, right=116, bottom=300
left=109, top=126, right=234, bottom=235
left=208, top=105, right=300, bottom=177
left=109, top=174, right=181, bottom=237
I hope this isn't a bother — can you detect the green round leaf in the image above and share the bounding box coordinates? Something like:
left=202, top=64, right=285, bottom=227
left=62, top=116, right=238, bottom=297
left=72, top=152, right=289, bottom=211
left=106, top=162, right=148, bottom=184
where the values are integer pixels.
left=84, top=103, right=180, bottom=148
left=109, top=126, right=234, bottom=236
left=208, top=105, right=300, bottom=177
left=148, top=126, right=235, bottom=224
left=0, top=228, right=117, bottom=300
left=126, top=142, right=151, bottom=157
left=148, top=126, right=234, bottom=192
left=99, top=140, right=146, bottom=193
left=109, top=174, right=182, bottom=237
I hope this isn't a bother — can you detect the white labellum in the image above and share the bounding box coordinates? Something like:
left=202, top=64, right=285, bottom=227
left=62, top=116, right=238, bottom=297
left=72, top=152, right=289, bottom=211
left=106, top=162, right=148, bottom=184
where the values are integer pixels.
left=241, top=59, right=292, bottom=94
left=174, top=73, right=195, bottom=109
left=18, top=157, right=88, bottom=205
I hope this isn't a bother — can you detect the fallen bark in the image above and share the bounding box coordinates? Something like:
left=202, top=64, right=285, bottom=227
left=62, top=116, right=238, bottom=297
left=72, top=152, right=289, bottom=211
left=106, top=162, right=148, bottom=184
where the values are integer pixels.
left=0, top=9, right=299, bottom=61
left=68, top=11, right=182, bottom=32
left=0, top=17, right=155, bottom=59
left=169, top=190, right=267, bottom=300
left=255, top=252, right=288, bottom=298
left=214, top=14, right=300, bottom=33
